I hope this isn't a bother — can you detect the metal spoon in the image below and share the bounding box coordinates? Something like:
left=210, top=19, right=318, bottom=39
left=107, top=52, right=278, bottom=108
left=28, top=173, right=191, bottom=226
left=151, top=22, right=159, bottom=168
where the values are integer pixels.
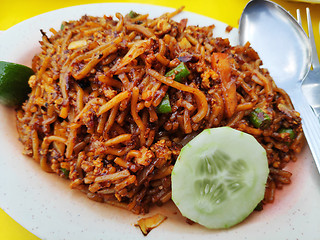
left=238, top=0, right=320, bottom=172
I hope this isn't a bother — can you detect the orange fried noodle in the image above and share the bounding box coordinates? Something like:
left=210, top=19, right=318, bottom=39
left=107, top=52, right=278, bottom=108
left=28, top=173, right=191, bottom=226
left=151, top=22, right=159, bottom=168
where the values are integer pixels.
left=16, top=8, right=303, bottom=214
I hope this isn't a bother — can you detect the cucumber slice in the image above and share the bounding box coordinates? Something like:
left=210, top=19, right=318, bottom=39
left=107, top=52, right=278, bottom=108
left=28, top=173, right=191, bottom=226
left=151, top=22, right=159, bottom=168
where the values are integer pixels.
left=171, top=127, right=269, bottom=229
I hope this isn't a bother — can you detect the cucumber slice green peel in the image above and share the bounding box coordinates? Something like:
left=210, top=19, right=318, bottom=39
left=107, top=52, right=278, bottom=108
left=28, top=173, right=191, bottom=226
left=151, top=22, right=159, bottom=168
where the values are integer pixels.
left=171, top=127, right=269, bottom=229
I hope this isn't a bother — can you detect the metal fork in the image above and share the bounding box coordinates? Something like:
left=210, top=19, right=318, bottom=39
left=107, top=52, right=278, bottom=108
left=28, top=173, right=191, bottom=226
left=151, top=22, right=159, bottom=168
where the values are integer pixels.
left=297, top=8, right=320, bottom=119
left=294, top=8, right=320, bottom=172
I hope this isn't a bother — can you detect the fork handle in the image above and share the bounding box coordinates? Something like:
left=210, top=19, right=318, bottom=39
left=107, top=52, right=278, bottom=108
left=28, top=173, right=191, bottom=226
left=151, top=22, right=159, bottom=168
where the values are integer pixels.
left=291, top=87, right=320, bottom=172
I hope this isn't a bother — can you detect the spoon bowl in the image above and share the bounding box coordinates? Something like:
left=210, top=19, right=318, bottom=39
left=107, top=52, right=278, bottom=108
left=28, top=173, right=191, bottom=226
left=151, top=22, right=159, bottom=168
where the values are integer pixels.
left=239, top=0, right=311, bottom=88
left=238, top=0, right=320, bottom=172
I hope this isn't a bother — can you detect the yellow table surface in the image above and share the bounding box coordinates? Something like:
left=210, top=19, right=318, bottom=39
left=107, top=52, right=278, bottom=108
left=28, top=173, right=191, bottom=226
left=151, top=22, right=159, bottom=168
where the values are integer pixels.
left=1, top=0, right=320, bottom=239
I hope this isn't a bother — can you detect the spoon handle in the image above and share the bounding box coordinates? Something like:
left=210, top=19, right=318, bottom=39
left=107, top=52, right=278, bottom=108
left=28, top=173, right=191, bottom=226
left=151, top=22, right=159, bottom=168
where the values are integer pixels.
left=291, top=87, right=320, bottom=172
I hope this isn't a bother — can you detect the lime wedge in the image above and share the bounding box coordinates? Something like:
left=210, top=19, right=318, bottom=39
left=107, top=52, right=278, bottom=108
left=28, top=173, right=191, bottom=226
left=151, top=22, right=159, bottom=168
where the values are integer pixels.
left=0, top=61, right=33, bottom=107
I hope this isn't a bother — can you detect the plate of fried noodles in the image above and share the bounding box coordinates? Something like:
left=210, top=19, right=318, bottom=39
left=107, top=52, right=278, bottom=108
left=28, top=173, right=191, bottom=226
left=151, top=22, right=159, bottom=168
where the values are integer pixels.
left=0, top=3, right=320, bottom=240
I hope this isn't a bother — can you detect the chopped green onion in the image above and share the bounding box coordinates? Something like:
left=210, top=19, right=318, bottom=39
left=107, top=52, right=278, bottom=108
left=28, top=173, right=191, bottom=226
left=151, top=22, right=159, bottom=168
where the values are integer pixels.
left=249, top=108, right=271, bottom=129
left=165, top=62, right=190, bottom=82
left=279, top=128, right=296, bottom=140
left=60, top=23, right=65, bottom=30
left=128, top=10, right=140, bottom=18
left=61, top=168, right=70, bottom=178
left=156, top=93, right=172, bottom=113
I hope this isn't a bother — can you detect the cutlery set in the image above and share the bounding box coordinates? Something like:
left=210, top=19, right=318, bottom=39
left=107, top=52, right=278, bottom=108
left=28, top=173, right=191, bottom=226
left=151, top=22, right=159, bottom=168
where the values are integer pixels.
left=239, top=0, right=320, bottom=174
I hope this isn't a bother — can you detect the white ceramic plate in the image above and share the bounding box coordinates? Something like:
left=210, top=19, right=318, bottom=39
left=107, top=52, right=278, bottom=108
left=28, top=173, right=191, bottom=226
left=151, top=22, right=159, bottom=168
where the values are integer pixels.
left=0, top=3, right=319, bottom=240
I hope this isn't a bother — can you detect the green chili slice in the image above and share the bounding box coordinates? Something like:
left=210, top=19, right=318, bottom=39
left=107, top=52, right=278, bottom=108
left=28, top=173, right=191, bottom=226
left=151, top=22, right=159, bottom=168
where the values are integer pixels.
left=165, top=62, right=190, bottom=82
left=279, top=128, right=296, bottom=140
left=156, top=93, right=172, bottom=113
left=61, top=168, right=70, bottom=178
left=249, top=108, right=271, bottom=129
left=128, top=10, right=140, bottom=18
